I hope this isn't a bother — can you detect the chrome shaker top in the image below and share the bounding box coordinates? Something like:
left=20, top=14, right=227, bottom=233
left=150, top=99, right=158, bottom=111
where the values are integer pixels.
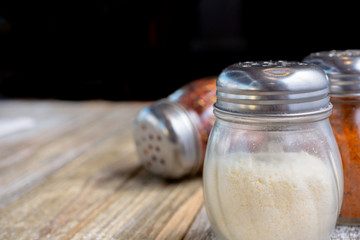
left=215, top=60, right=331, bottom=116
left=134, top=100, right=201, bottom=179
left=304, top=50, right=360, bottom=97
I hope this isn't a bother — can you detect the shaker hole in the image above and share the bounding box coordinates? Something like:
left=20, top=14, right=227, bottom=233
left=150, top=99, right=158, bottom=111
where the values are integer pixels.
left=157, top=135, right=162, bottom=141
left=149, top=134, right=154, bottom=140
left=148, top=144, right=153, bottom=150
left=151, top=155, right=157, bottom=162
left=155, top=146, right=160, bottom=152
left=160, top=159, right=165, bottom=165
left=143, top=149, right=149, bottom=155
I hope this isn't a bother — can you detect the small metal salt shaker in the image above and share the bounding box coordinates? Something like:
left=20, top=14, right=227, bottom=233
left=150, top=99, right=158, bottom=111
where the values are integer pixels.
left=133, top=77, right=216, bottom=179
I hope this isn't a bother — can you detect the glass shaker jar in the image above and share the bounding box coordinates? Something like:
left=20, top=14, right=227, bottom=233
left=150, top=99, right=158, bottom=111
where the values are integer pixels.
left=134, top=77, right=216, bottom=179
left=203, top=61, right=343, bottom=240
left=305, top=50, right=360, bottom=225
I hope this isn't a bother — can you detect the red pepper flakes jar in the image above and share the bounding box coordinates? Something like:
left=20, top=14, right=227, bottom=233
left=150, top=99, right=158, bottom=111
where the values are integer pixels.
left=133, top=77, right=216, bottom=179
left=305, top=50, right=360, bottom=225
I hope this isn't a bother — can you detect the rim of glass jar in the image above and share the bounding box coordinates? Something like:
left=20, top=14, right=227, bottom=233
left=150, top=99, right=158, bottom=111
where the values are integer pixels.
left=213, top=104, right=333, bottom=125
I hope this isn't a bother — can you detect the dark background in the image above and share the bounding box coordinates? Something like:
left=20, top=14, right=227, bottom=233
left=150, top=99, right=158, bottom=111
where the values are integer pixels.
left=0, top=0, right=358, bottom=100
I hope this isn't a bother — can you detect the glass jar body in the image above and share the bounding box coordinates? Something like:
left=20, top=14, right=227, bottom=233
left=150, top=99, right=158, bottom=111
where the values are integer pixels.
left=330, top=96, right=360, bottom=225
left=203, top=112, right=343, bottom=240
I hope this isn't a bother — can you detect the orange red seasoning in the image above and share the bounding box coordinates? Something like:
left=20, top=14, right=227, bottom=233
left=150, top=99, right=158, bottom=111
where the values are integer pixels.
left=330, top=97, right=360, bottom=224
left=169, top=77, right=217, bottom=163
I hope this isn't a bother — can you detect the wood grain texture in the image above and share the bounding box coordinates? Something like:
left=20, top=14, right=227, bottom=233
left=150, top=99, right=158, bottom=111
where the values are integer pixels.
left=0, top=100, right=203, bottom=240
left=0, top=100, right=359, bottom=240
left=184, top=206, right=215, bottom=240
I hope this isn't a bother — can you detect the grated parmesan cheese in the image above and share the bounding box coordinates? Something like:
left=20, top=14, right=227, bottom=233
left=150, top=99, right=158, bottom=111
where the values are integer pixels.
left=204, top=151, right=339, bottom=240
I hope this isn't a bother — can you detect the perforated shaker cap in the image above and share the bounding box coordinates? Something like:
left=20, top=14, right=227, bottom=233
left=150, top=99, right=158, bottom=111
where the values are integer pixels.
left=133, top=100, right=201, bottom=179
left=304, top=50, right=360, bottom=97
left=215, top=60, right=331, bottom=116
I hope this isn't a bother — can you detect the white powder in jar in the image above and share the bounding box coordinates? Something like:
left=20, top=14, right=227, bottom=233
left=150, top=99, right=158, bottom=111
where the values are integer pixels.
left=204, top=151, right=339, bottom=240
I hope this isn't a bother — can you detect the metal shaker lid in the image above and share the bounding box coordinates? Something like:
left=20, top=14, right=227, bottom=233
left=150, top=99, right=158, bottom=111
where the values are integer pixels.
left=304, top=50, right=360, bottom=96
left=133, top=100, right=201, bottom=179
left=215, top=61, right=331, bottom=116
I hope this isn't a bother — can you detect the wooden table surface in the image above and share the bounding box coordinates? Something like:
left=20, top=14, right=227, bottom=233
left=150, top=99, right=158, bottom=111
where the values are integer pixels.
left=0, top=100, right=359, bottom=240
